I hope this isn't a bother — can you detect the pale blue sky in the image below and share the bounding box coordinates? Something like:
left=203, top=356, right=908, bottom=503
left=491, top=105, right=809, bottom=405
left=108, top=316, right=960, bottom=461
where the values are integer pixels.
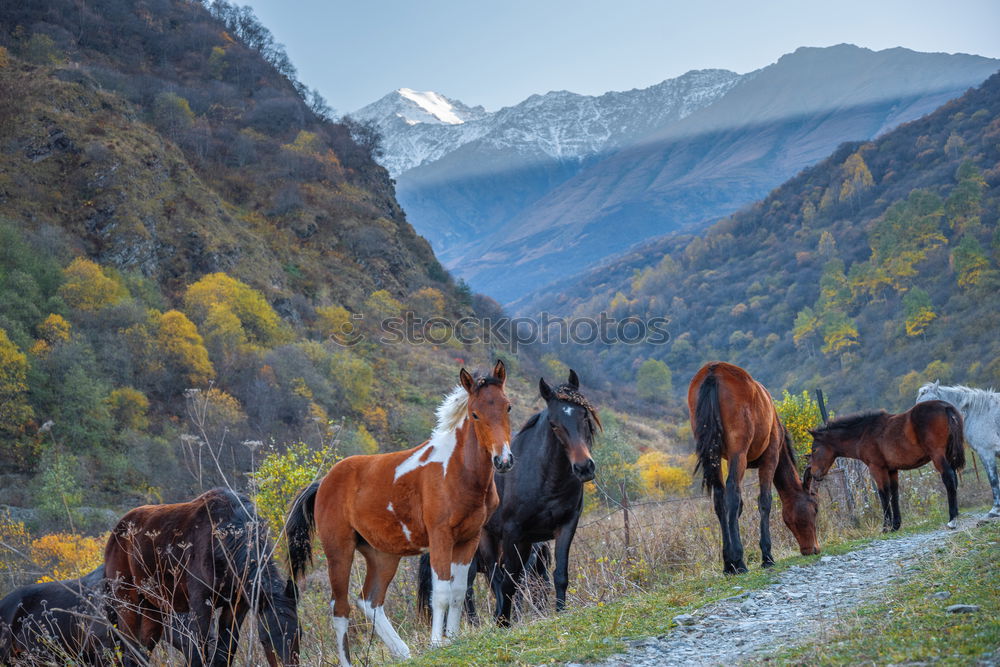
left=241, top=0, right=1000, bottom=113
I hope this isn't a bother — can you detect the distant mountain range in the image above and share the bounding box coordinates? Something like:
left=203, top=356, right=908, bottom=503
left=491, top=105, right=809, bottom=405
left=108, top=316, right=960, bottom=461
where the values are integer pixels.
left=355, top=45, right=999, bottom=302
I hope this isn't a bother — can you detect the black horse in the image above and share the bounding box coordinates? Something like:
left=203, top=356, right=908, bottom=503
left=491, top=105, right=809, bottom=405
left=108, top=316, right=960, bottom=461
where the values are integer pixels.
left=419, top=369, right=601, bottom=626
left=0, top=566, right=115, bottom=664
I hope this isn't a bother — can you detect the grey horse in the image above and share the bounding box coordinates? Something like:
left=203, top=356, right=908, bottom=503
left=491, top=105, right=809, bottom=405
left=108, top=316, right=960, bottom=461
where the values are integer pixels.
left=917, top=381, right=1000, bottom=517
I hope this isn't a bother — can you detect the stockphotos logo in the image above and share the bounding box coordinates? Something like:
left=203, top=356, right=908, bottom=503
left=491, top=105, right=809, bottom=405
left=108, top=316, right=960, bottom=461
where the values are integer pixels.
left=329, top=312, right=670, bottom=352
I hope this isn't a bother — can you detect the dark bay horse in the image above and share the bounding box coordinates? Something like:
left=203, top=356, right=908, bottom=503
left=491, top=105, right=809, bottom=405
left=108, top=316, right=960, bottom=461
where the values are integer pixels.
left=689, top=362, right=819, bottom=574
left=286, top=361, right=512, bottom=665
left=0, top=566, right=112, bottom=664
left=804, top=401, right=965, bottom=530
left=418, top=369, right=600, bottom=626
left=104, top=488, right=300, bottom=666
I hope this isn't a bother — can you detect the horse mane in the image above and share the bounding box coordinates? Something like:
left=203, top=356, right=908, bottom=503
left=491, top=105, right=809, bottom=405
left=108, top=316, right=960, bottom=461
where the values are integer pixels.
left=434, top=385, right=471, bottom=435
left=202, top=488, right=284, bottom=603
left=812, top=410, right=887, bottom=440
left=925, top=383, right=1000, bottom=417
left=549, top=383, right=603, bottom=431
left=517, top=412, right=541, bottom=434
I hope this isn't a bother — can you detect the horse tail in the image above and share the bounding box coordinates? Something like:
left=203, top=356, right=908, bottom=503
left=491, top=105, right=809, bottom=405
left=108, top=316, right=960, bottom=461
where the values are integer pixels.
left=944, top=404, right=966, bottom=472
left=694, top=371, right=725, bottom=491
left=286, top=482, right=319, bottom=581
left=416, top=552, right=433, bottom=622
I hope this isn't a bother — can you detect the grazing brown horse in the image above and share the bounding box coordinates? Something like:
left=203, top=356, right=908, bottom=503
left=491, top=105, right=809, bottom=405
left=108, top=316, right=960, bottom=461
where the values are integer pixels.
left=286, top=361, right=512, bottom=666
left=689, top=362, right=819, bottom=574
left=104, top=488, right=300, bottom=666
left=804, top=401, right=965, bottom=530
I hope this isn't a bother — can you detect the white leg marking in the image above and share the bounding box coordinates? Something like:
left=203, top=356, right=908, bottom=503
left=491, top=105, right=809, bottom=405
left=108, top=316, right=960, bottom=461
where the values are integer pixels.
left=430, top=570, right=450, bottom=646
left=330, top=600, right=351, bottom=667
left=447, top=561, right=472, bottom=638
left=356, top=598, right=410, bottom=659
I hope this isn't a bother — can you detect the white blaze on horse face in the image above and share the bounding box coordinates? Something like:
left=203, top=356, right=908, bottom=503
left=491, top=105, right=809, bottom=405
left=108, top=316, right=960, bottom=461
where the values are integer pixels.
left=563, top=405, right=574, bottom=416
left=400, top=522, right=412, bottom=542
left=329, top=602, right=350, bottom=667
left=495, top=441, right=512, bottom=466
left=386, top=502, right=393, bottom=513
left=356, top=598, right=411, bottom=659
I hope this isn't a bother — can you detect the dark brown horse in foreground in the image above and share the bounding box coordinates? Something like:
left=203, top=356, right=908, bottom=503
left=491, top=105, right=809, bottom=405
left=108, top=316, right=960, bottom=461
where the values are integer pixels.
left=689, top=362, right=819, bottom=574
left=286, top=361, right=512, bottom=666
left=104, top=488, right=300, bottom=666
left=804, top=401, right=965, bottom=530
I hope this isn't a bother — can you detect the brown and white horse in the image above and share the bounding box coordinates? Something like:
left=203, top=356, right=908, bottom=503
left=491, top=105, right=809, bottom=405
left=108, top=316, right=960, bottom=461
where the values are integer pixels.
left=689, top=362, right=819, bottom=574
left=286, top=361, right=512, bottom=665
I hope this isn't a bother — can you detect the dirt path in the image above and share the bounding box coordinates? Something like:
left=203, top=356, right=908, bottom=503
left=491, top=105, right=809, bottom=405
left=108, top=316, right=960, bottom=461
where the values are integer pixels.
left=579, top=518, right=984, bottom=666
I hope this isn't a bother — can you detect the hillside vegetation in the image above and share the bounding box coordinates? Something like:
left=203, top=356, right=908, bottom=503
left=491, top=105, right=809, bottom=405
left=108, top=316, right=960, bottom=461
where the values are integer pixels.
left=0, top=0, right=527, bottom=518
left=523, top=71, right=1000, bottom=416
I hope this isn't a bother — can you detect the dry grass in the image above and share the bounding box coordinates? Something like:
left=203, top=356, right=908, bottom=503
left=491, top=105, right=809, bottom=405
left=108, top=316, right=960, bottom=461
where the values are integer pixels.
left=2, top=461, right=992, bottom=665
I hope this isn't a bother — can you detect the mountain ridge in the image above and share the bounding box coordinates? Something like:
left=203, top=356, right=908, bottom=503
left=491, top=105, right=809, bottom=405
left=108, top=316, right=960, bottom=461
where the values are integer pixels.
left=362, top=44, right=999, bottom=303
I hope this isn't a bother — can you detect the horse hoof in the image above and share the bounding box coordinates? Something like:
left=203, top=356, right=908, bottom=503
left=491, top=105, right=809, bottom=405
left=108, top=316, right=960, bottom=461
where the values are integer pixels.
left=988, top=508, right=1000, bottom=518
left=946, top=520, right=957, bottom=530
left=761, top=560, right=775, bottom=569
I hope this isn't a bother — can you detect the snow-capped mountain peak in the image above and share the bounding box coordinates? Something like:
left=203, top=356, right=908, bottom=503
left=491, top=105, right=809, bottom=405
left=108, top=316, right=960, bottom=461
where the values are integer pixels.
left=355, top=88, right=487, bottom=129
left=396, top=88, right=468, bottom=125
left=354, top=70, right=743, bottom=176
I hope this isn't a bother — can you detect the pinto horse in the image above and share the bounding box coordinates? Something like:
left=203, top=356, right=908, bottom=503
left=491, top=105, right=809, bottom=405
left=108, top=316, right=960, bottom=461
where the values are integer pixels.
left=804, top=401, right=965, bottom=530
left=286, top=361, right=512, bottom=666
left=417, top=369, right=600, bottom=626
left=104, top=488, right=300, bottom=666
left=689, top=362, right=819, bottom=574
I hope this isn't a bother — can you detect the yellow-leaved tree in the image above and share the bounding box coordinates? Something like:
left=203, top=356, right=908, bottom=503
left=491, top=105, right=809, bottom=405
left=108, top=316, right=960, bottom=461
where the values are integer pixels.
left=773, top=390, right=828, bottom=464
left=155, top=310, right=215, bottom=387
left=635, top=451, right=693, bottom=498
left=184, top=273, right=288, bottom=349
left=0, top=328, right=34, bottom=465
left=58, top=258, right=127, bottom=311
left=251, top=441, right=341, bottom=542
left=31, top=533, right=106, bottom=583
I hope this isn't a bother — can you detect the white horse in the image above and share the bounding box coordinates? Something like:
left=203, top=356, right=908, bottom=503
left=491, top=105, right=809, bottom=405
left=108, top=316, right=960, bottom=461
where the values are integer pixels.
left=917, top=381, right=1000, bottom=517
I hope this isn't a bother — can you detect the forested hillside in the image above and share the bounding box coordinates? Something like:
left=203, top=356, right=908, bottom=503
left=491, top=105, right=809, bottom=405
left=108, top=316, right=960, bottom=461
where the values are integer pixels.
left=0, top=0, right=521, bottom=519
left=522, top=72, right=1000, bottom=417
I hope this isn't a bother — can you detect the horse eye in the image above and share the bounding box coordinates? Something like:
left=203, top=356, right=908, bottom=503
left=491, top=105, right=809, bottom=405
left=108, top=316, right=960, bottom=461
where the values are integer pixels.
left=507, top=405, right=511, bottom=412
left=472, top=412, right=480, bottom=420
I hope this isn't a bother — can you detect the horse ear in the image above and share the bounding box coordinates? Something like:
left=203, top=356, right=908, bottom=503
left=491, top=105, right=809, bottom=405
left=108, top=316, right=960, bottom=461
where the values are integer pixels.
left=933, top=380, right=940, bottom=388
left=539, top=377, right=554, bottom=401
left=567, top=368, right=580, bottom=389
left=459, top=368, right=474, bottom=393
left=493, top=359, right=506, bottom=385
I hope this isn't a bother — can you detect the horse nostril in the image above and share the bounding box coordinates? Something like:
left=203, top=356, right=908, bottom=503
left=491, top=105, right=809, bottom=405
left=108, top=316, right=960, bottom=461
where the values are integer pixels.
left=573, top=460, right=595, bottom=480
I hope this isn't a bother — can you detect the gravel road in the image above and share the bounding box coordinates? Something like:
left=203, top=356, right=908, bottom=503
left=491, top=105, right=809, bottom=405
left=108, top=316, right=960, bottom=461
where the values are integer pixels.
left=579, top=518, right=987, bottom=666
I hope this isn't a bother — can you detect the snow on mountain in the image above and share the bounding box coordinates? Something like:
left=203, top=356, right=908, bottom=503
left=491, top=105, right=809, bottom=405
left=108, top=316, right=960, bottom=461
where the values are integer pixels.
left=396, top=88, right=472, bottom=124
left=352, top=69, right=743, bottom=176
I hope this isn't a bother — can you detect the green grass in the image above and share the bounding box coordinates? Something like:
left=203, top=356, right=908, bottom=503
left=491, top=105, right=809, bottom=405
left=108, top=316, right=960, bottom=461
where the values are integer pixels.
left=774, top=519, right=1000, bottom=665
left=407, top=509, right=978, bottom=666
